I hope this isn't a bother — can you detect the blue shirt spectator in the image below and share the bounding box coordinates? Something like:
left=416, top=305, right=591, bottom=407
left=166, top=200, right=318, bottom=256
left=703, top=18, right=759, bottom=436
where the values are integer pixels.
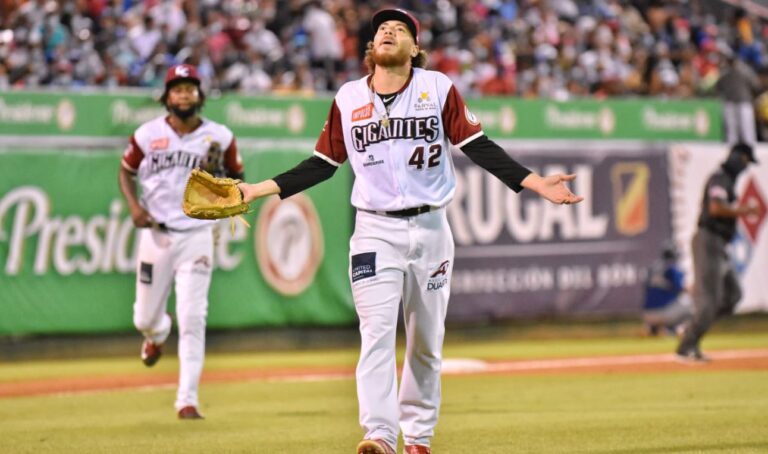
left=642, top=242, right=693, bottom=336
left=643, top=261, right=685, bottom=310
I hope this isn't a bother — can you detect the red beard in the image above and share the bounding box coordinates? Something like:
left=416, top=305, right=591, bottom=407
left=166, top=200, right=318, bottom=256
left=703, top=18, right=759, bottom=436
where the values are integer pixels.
left=372, top=44, right=411, bottom=68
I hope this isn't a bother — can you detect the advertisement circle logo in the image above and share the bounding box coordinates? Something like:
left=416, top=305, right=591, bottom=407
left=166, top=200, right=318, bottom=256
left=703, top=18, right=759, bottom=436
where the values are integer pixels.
left=57, top=99, right=76, bottom=131
left=287, top=104, right=306, bottom=133
left=255, top=194, right=324, bottom=296
left=598, top=107, right=616, bottom=135
left=694, top=108, right=710, bottom=137
left=500, top=106, right=516, bottom=133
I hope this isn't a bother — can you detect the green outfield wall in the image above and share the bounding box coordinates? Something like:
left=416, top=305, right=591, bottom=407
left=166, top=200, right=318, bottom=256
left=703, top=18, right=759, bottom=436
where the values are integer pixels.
left=0, top=91, right=726, bottom=335
left=0, top=146, right=355, bottom=335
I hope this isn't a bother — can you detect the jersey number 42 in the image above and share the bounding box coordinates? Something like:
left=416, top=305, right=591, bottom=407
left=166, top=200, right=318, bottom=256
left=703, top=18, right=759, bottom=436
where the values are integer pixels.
left=408, top=144, right=442, bottom=170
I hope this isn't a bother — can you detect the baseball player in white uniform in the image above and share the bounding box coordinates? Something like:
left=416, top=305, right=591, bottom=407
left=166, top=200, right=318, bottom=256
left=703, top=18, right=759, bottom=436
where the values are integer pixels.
left=237, top=9, right=583, bottom=453
left=118, top=64, right=244, bottom=420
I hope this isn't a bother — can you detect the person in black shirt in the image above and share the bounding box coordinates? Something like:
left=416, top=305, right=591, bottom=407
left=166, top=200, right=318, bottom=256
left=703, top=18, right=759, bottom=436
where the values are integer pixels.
left=676, top=143, right=760, bottom=362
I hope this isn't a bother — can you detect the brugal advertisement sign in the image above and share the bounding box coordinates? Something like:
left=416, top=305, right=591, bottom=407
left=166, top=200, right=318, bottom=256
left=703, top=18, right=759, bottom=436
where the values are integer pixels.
left=446, top=143, right=671, bottom=321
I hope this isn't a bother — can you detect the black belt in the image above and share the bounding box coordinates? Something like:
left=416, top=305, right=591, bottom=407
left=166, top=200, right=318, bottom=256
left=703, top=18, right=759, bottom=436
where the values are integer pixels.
left=152, top=223, right=201, bottom=233
left=361, top=205, right=437, bottom=217
left=151, top=222, right=182, bottom=232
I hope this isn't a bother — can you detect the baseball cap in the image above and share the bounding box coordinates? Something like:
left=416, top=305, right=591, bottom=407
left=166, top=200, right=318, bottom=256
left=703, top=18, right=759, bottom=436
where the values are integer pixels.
left=371, top=8, right=420, bottom=45
left=730, top=142, right=758, bottom=163
left=164, top=64, right=201, bottom=87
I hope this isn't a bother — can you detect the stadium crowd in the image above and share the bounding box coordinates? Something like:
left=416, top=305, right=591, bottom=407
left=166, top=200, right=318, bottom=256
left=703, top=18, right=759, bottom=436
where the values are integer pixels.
left=1, top=0, right=767, bottom=100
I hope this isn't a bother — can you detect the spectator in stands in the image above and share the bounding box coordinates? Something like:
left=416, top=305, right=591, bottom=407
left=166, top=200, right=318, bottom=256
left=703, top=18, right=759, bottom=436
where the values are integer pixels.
left=1, top=0, right=767, bottom=99
left=717, top=51, right=762, bottom=144
left=302, top=0, right=343, bottom=91
left=755, top=67, right=768, bottom=141
left=0, top=60, right=9, bottom=90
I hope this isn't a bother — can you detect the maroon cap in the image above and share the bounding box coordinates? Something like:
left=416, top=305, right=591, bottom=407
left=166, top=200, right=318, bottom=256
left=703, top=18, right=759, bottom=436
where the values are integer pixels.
left=371, top=8, right=420, bottom=45
left=164, top=64, right=201, bottom=87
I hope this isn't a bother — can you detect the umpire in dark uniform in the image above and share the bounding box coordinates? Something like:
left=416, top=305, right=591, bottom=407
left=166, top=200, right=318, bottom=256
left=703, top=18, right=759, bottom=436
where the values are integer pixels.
left=676, top=143, right=760, bottom=362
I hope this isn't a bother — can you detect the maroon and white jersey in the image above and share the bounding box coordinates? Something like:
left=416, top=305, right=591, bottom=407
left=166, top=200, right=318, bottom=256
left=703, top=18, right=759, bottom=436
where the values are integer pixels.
left=122, top=116, right=243, bottom=230
left=314, top=68, right=483, bottom=211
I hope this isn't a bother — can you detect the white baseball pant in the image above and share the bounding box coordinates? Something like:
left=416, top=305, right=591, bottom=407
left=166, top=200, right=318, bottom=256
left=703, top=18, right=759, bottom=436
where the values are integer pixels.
left=132, top=226, right=213, bottom=411
left=350, top=208, right=454, bottom=448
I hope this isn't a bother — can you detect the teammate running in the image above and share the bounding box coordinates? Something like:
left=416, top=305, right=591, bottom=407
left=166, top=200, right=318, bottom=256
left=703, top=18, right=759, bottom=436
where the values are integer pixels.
left=118, top=64, right=244, bottom=419
left=237, top=9, right=582, bottom=453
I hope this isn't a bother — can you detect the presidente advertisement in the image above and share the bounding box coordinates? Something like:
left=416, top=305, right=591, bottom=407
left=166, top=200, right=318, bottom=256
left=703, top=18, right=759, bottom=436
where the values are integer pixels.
left=0, top=146, right=355, bottom=335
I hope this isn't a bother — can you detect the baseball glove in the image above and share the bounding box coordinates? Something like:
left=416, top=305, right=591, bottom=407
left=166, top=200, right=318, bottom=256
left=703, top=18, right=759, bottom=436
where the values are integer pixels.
left=183, top=169, right=251, bottom=224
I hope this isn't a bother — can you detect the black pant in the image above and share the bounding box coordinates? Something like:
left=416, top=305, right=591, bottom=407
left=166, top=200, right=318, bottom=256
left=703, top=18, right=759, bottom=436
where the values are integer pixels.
left=677, top=228, right=742, bottom=354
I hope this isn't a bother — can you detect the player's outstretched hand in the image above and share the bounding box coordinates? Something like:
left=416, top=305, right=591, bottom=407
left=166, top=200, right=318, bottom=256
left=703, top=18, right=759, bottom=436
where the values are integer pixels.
left=238, top=179, right=281, bottom=203
left=522, top=173, right=584, bottom=205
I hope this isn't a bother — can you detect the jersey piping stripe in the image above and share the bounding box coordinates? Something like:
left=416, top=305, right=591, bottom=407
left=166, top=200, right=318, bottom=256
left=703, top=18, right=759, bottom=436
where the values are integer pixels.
left=455, top=130, right=485, bottom=149
left=313, top=150, right=342, bottom=167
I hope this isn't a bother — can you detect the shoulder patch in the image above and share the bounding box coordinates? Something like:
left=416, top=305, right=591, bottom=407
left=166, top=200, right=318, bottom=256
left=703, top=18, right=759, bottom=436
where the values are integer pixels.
left=464, top=106, right=480, bottom=126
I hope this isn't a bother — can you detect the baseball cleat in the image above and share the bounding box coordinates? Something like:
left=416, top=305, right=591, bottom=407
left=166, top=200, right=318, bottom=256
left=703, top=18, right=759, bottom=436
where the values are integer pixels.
left=404, top=445, right=432, bottom=454
left=141, top=339, right=163, bottom=367
left=674, top=349, right=711, bottom=364
left=357, top=439, right=395, bottom=454
left=177, top=406, right=204, bottom=420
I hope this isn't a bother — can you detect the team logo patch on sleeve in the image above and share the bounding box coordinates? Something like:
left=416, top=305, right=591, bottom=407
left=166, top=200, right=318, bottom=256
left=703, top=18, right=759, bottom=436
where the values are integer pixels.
left=351, top=252, right=376, bottom=282
left=464, top=106, right=480, bottom=126
left=140, top=262, right=153, bottom=284
left=352, top=103, right=374, bottom=122
left=709, top=185, right=728, bottom=200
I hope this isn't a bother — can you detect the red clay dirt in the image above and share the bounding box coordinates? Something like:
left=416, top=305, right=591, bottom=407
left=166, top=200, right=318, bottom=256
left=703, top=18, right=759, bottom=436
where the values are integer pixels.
left=1, top=349, right=767, bottom=399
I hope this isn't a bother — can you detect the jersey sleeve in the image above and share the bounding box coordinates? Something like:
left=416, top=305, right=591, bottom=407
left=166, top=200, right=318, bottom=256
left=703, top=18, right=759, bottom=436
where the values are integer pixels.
left=314, top=100, right=347, bottom=166
left=121, top=135, right=144, bottom=173
left=459, top=135, right=531, bottom=192
left=223, top=136, right=244, bottom=177
left=442, top=85, right=484, bottom=147
left=707, top=174, right=729, bottom=203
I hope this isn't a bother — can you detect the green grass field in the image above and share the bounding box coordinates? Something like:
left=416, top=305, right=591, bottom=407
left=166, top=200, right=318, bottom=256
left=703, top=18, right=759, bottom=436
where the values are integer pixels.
left=1, top=325, right=767, bottom=453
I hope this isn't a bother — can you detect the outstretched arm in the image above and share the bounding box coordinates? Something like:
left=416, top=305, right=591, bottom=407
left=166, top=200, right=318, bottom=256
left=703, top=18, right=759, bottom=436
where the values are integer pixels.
left=238, top=155, right=337, bottom=203
left=459, top=135, right=583, bottom=204
left=521, top=173, right=584, bottom=205
left=239, top=179, right=281, bottom=203
left=459, top=135, right=531, bottom=192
